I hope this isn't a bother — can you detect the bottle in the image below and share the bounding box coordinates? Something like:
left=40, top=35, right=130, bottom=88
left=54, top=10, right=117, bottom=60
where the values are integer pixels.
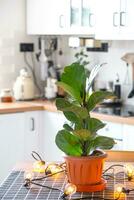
left=114, top=74, right=121, bottom=99
left=0, top=89, right=13, bottom=102
left=44, top=77, right=57, bottom=99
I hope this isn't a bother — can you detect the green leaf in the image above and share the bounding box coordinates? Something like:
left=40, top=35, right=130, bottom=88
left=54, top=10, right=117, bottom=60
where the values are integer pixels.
left=55, top=130, right=82, bottom=156
left=60, top=63, right=86, bottom=102
left=73, top=129, right=92, bottom=141
left=92, top=136, right=115, bottom=150
left=86, top=117, right=106, bottom=133
left=63, top=111, right=78, bottom=123
left=63, top=111, right=83, bottom=130
left=56, top=98, right=88, bottom=119
left=57, top=82, right=82, bottom=103
left=63, top=124, right=73, bottom=132
left=87, top=91, right=114, bottom=111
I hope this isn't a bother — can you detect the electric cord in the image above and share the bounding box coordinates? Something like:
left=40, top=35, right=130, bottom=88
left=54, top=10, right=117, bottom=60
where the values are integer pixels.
left=24, top=52, right=42, bottom=97
left=31, top=170, right=65, bottom=182
left=102, top=164, right=134, bottom=181
left=25, top=180, right=63, bottom=192
left=31, top=151, right=43, bottom=161
left=103, top=164, right=124, bottom=174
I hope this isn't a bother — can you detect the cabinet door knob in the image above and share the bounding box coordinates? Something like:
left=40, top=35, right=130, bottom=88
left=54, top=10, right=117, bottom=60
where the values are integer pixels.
left=30, top=117, right=35, bottom=131
left=113, top=12, right=119, bottom=27
left=120, top=11, right=126, bottom=26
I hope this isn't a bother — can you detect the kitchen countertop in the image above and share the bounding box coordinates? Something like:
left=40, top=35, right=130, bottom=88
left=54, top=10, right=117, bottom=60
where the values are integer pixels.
left=0, top=100, right=134, bottom=125
left=0, top=100, right=57, bottom=114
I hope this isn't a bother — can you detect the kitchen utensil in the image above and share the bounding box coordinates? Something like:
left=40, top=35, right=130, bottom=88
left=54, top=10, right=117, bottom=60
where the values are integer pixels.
left=114, top=73, right=121, bottom=99
left=13, top=69, right=35, bottom=100
left=39, top=38, right=48, bottom=81
left=124, top=63, right=130, bottom=85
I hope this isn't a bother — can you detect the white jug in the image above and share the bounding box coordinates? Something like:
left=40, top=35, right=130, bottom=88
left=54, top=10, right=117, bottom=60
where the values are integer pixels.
left=13, top=69, right=35, bottom=100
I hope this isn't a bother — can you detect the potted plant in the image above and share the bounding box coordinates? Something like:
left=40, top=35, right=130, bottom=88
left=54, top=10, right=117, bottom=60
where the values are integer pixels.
left=55, top=62, right=115, bottom=192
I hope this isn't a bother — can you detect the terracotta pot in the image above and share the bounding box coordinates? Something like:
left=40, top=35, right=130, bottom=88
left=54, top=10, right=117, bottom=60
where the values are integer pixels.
left=64, top=152, right=107, bottom=192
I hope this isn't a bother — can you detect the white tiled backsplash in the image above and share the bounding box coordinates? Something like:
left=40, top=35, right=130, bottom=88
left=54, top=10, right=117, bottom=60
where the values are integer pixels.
left=0, top=0, right=40, bottom=92
left=0, top=0, right=134, bottom=105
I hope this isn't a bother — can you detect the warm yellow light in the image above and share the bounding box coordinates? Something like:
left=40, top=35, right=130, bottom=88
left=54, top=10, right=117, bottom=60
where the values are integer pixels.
left=64, top=183, right=77, bottom=196
left=45, top=163, right=62, bottom=175
left=114, top=184, right=125, bottom=199
left=33, top=161, right=45, bottom=173
left=124, top=163, right=134, bottom=180
left=24, top=171, right=34, bottom=181
left=115, top=185, right=123, bottom=193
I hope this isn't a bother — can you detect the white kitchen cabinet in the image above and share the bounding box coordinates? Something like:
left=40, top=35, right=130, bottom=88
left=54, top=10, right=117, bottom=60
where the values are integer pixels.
left=98, top=121, right=124, bottom=150
left=27, top=0, right=70, bottom=35
left=95, top=0, right=134, bottom=40
left=27, top=0, right=97, bottom=35
left=0, top=113, right=24, bottom=183
left=41, top=111, right=67, bottom=162
left=123, top=124, right=134, bottom=151
left=70, top=0, right=97, bottom=35
left=23, top=111, right=43, bottom=161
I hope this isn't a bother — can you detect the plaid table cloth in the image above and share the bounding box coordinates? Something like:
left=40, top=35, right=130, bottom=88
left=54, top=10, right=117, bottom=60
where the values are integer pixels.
left=0, top=163, right=134, bottom=200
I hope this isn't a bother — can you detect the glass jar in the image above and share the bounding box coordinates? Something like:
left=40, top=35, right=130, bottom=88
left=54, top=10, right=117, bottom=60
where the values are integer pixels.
left=0, top=89, right=13, bottom=102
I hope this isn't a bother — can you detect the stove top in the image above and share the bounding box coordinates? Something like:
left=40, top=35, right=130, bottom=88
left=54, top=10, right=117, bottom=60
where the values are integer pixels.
left=93, top=105, right=134, bottom=117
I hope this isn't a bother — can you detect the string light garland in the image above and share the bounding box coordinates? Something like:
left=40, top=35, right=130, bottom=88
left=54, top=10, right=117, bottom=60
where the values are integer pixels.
left=23, top=152, right=134, bottom=199
left=31, top=151, right=46, bottom=173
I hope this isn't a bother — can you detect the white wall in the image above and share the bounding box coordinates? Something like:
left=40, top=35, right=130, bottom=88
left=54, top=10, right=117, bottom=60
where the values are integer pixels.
left=0, top=0, right=41, bottom=94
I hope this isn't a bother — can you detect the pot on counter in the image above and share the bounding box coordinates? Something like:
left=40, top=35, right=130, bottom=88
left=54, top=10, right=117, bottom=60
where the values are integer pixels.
left=13, top=69, right=35, bottom=101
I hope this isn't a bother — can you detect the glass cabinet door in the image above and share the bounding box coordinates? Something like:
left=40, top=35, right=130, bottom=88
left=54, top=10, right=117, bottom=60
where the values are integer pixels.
left=82, top=0, right=95, bottom=27
left=70, top=0, right=81, bottom=27
left=70, top=0, right=96, bottom=34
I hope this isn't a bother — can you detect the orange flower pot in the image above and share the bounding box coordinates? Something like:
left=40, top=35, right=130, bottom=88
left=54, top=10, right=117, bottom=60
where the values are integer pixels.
left=64, top=152, right=107, bottom=192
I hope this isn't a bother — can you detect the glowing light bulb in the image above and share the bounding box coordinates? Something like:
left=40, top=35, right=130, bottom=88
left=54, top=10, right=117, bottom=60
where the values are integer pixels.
left=114, top=184, right=125, bottom=199
left=45, top=163, right=62, bottom=175
left=24, top=171, right=34, bottom=187
left=33, top=161, right=45, bottom=173
left=124, top=163, right=134, bottom=180
left=63, top=183, right=77, bottom=197
left=24, top=171, right=34, bottom=181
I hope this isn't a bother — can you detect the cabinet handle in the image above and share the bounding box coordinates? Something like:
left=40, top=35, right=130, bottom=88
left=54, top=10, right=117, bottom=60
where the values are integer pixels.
left=113, top=12, right=119, bottom=27
left=120, top=11, right=126, bottom=26
left=30, top=117, right=35, bottom=131
left=59, top=15, right=64, bottom=28
left=89, top=13, right=94, bottom=27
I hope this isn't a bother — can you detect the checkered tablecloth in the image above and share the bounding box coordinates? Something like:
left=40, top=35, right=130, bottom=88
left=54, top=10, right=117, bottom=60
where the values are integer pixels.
left=0, top=164, right=134, bottom=200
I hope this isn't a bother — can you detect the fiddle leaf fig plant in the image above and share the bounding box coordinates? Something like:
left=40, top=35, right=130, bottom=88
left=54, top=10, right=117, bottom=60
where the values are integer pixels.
left=55, top=62, right=115, bottom=156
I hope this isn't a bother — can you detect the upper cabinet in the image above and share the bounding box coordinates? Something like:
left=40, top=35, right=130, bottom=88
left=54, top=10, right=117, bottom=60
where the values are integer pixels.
left=95, top=0, right=134, bottom=40
left=26, top=0, right=97, bottom=35
left=27, top=0, right=134, bottom=39
left=27, top=0, right=70, bottom=35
